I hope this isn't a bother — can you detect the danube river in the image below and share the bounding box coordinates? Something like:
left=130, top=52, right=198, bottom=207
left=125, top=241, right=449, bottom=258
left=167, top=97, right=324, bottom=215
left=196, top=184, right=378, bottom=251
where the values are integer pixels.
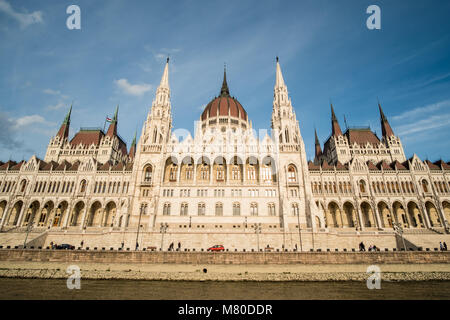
left=1, top=278, right=449, bottom=299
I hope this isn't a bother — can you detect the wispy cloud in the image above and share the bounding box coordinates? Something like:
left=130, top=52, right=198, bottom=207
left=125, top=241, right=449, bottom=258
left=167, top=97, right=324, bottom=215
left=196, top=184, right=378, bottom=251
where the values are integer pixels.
left=114, top=78, right=152, bottom=96
left=396, top=113, right=450, bottom=136
left=392, top=99, right=450, bottom=121
left=0, top=0, right=43, bottom=29
left=46, top=102, right=66, bottom=111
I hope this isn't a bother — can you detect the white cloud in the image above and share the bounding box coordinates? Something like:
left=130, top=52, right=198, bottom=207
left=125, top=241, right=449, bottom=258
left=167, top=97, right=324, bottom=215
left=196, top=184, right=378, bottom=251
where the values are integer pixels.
left=396, top=113, right=450, bottom=137
left=114, top=78, right=152, bottom=96
left=0, top=0, right=43, bottom=29
left=46, top=102, right=66, bottom=111
left=392, top=99, right=450, bottom=122
left=43, top=89, right=61, bottom=95
left=13, top=115, right=52, bottom=129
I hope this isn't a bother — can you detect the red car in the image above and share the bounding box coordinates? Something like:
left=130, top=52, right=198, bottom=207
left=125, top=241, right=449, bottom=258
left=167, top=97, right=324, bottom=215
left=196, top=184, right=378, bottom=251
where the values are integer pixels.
left=207, top=245, right=225, bottom=252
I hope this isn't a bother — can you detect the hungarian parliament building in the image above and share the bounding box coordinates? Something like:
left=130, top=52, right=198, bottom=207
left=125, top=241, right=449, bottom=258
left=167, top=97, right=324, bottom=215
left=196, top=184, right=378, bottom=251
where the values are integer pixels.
left=0, top=58, right=449, bottom=251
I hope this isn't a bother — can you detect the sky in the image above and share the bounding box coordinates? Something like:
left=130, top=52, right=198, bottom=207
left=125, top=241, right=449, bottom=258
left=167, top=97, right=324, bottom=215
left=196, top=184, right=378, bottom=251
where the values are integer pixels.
left=0, top=0, right=450, bottom=162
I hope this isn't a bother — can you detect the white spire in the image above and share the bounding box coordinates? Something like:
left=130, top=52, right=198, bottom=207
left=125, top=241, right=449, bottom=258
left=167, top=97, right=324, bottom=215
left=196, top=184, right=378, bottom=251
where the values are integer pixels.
left=159, top=57, right=170, bottom=89
left=275, top=56, right=286, bottom=89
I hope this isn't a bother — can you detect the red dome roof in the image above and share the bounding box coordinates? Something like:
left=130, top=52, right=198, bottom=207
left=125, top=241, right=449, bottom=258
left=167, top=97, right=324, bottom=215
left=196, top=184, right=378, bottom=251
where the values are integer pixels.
left=201, top=96, right=247, bottom=121
left=201, top=67, right=248, bottom=122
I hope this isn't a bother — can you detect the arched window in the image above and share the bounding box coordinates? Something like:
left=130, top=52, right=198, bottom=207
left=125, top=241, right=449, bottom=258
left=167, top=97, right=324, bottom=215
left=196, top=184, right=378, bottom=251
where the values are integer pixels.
left=250, top=203, right=258, bottom=216
left=359, top=180, right=366, bottom=193
left=80, top=180, right=87, bottom=193
left=200, top=165, right=209, bottom=180
left=422, top=180, right=429, bottom=193
left=247, top=165, right=256, bottom=180
left=169, top=165, right=177, bottom=181
left=180, top=203, right=188, bottom=216
left=233, top=203, right=240, bottom=216
left=185, top=165, right=193, bottom=180
left=287, top=165, right=297, bottom=183
left=198, top=203, right=205, bottom=216
left=163, top=203, right=171, bottom=215
left=268, top=203, right=276, bottom=216
left=20, top=180, right=27, bottom=193
left=215, top=203, right=223, bottom=216
left=144, top=165, right=153, bottom=183
left=216, top=165, right=224, bottom=181
left=232, top=166, right=240, bottom=180
left=292, top=203, right=299, bottom=216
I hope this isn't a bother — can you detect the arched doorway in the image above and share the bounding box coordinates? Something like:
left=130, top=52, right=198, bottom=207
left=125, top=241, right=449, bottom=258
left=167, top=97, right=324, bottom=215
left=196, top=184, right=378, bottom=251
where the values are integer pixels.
left=53, top=201, right=68, bottom=227
left=104, top=202, right=116, bottom=227
left=343, top=202, right=356, bottom=228
left=23, top=201, right=40, bottom=227
left=360, top=202, right=375, bottom=228
left=7, top=201, right=23, bottom=226
left=407, top=202, right=423, bottom=228
left=378, top=202, right=392, bottom=228
left=87, top=201, right=102, bottom=227
left=425, top=201, right=441, bottom=227
left=38, top=201, right=54, bottom=227
left=70, top=202, right=85, bottom=227
left=326, top=202, right=341, bottom=228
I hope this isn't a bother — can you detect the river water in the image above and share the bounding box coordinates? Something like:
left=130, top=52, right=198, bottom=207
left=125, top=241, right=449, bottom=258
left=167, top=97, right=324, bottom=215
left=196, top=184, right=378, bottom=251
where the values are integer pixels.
left=1, top=278, right=449, bottom=299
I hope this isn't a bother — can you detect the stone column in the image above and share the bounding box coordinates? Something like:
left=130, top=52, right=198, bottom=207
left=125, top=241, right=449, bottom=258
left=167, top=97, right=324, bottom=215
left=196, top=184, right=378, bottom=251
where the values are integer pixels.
left=355, top=201, right=365, bottom=231
left=373, top=204, right=382, bottom=229
left=0, top=201, right=12, bottom=228
left=79, top=202, right=89, bottom=230
left=419, top=201, right=431, bottom=229
left=16, top=201, right=29, bottom=227
left=62, top=203, right=72, bottom=228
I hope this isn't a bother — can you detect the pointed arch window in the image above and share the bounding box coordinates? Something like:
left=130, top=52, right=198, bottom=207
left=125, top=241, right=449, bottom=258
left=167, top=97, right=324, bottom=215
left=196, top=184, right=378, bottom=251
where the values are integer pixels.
left=180, top=203, right=188, bottom=216
left=233, top=203, right=241, bottom=216
left=198, top=203, right=206, bottom=216
left=215, top=203, right=223, bottom=216
left=250, top=203, right=258, bottom=216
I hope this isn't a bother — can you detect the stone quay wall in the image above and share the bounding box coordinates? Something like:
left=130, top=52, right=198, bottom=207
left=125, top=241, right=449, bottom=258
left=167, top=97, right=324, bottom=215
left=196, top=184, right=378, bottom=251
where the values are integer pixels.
left=0, top=249, right=449, bottom=265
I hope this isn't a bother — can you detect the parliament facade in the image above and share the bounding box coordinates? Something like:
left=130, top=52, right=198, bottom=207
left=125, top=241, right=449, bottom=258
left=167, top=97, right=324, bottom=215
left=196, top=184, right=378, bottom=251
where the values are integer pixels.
left=0, top=59, right=449, bottom=251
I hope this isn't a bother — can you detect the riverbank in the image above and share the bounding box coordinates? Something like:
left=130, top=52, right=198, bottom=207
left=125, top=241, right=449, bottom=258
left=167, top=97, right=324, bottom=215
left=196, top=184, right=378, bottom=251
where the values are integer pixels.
left=1, top=261, right=450, bottom=281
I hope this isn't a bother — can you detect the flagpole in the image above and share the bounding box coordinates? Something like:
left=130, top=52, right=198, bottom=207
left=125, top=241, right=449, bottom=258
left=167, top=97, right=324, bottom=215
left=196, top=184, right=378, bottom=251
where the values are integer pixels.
left=103, top=116, right=107, bottom=132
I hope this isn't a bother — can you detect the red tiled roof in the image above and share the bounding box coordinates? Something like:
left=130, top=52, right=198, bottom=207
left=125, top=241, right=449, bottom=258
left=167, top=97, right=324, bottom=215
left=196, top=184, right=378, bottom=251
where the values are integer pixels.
left=321, top=160, right=333, bottom=170
left=55, top=160, right=72, bottom=171
left=377, top=161, right=392, bottom=170
left=345, top=128, right=380, bottom=146
left=308, top=161, right=320, bottom=170
left=68, top=161, right=80, bottom=171
left=112, top=162, right=124, bottom=171
left=9, top=161, right=25, bottom=170
left=392, top=160, right=407, bottom=170
left=70, top=129, right=104, bottom=147
left=0, top=161, right=17, bottom=170
left=366, top=161, right=379, bottom=170
left=125, top=163, right=134, bottom=171
left=335, top=161, right=347, bottom=170
left=425, top=160, right=440, bottom=170
left=435, top=160, right=450, bottom=170
left=201, top=96, right=247, bottom=122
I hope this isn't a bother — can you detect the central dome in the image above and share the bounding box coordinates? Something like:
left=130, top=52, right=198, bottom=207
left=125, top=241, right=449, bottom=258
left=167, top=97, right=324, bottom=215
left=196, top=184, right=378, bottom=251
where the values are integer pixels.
left=201, top=68, right=248, bottom=125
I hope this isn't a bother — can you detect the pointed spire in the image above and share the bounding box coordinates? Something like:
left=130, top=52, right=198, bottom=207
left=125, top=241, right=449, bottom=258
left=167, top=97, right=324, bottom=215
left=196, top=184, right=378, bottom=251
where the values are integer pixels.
left=378, top=102, right=394, bottom=137
left=315, top=128, right=323, bottom=159
left=275, top=57, right=286, bottom=88
left=331, top=104, right=343, bottom=136
left=129, top=130, right=137, bottom=160
left=106, top=105, right=119, bottom=137
left=159, top=57, right=170, bottom=89
left=56, top=104, right=72, bottom=140
left=220, top=64, right=230, bottom=97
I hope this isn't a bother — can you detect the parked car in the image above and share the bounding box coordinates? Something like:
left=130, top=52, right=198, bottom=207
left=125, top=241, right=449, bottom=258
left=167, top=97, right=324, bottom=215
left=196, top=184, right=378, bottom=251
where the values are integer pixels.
left=207, top=245, right=225, bottom=252
left=56, top=244, right=75, bottom=250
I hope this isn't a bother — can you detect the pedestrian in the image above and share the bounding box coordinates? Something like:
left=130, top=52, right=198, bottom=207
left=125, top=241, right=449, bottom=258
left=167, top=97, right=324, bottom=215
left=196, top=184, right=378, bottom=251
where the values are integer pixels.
left=440, top=242, right=443, bottom=251
left=295, top=244, right=298, bottom=251
left=50, top=241, right=54, bottom=249
left=80, top=240, right=84, bottom=248
left=121, top=241, right=124, bottom=250
left=136, top=242, right=139, bottom=250
left=444, top=242, right=448, bottom=251
left=178, top=242, right=181, bottom=251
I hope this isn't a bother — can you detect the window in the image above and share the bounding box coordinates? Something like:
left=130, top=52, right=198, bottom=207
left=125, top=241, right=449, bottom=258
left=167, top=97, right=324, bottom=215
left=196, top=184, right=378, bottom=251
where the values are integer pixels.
left=198, top=203, right=205, bottom=216
left=292, top=203, right=299, bottom=216
left=185, top=166, right=193, bottom=180
left=144, top=166, right=153, bottom=183
left=180, top=203, right=188, bottom=216
left=233, top=203, right=240, bottom=216
left=247, top=165, right=256, bottom=180
left=200, top=165, right=209, bottom=180
left=169, top=166, right=177, bottom=181
left=80, top=180, right=87, bottom=193
left=359, top=180, right=366, bottom=193
left=232, top=166, right=240, bottom=180
left=216, top=165, right=224, bottom=181
left=422, top=180, right=429, bottom=193
left=287, top=165, right=297, bottom=183
left=250, top=203, right=258, bottom=216
left=163, top=203, right=171, bottom=215
left=215, top=203, right=223, bottom=216
left=268, top=203, right=276, bottom=216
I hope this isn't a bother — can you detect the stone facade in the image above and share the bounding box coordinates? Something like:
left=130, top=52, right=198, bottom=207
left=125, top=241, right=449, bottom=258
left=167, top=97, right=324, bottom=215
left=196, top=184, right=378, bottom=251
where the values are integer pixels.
left=0, top=58, right=449, bottom=251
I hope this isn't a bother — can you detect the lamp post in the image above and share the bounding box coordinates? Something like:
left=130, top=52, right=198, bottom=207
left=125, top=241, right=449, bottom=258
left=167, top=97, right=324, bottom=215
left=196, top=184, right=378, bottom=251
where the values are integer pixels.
left=252, top=223, right=261, bottom=252
left=393, top=222, right=406, bottom=251
left=160, top=222, right=168, bottom=251
left=135, top=205, right=144, bottom=251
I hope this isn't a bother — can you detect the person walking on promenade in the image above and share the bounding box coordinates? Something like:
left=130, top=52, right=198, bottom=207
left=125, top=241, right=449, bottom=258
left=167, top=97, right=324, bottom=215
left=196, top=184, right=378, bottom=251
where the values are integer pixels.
left=359, top=242, right=365, bottom=251
left=121, top=241, right=124, bottom=250
left=80, top=240, right=84, bottom=248
left=178, top=242, right=181, bottom=251
left=444, top=242, right=448, bottom=251
left=440, top=242, right=443, bottom=251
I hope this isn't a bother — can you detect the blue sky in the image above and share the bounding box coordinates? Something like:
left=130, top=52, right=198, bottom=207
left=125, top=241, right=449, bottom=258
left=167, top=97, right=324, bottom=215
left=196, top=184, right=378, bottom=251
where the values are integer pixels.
left=0, top=0, right=450, bottom=162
